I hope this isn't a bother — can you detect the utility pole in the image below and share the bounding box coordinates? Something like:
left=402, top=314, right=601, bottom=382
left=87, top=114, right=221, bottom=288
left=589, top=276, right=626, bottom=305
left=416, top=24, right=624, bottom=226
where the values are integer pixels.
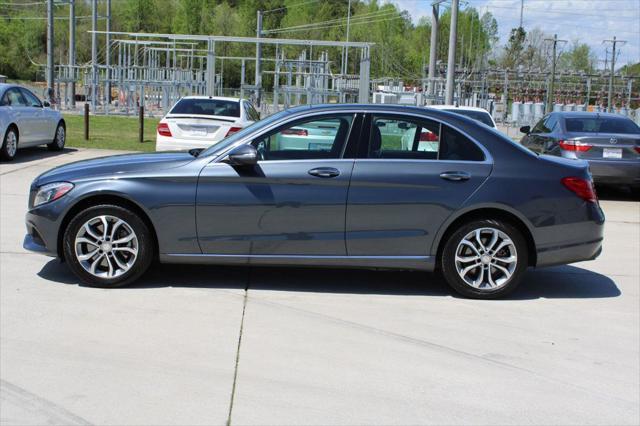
left=603, top=36, right=626, bottom=112
left=427, top=2, right=439, bottom=99
left=68, top=0, right=75, bottom=108
left=445, top=0, right=459, bottom=105
left=544, top=34, right=567, bottom=113
left=46, top=0, right=54, bottom=103
left=91, top=0, right=98, bottom=110
left=342, top=0, right=352, bottom=75
left=255, top=10, right=263, bottom=106
left=519, top=0, right=524, bottom=29
left=105, top=0, right=112, bottom=106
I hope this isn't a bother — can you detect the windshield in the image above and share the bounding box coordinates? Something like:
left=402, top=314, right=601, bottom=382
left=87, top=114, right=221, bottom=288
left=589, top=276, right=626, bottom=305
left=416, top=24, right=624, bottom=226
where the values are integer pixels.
left=443, top=109, right=495, bottom=127
left=170, top=98, right=240, bottom=117
left=200, top=109, right=292, bottom=157
left=565, top=117, right=640, bottom=134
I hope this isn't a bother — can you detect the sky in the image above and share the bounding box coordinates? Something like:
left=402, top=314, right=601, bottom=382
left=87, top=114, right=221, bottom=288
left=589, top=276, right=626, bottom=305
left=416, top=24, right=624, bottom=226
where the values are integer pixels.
left=390, top=0, right=640, bottom=68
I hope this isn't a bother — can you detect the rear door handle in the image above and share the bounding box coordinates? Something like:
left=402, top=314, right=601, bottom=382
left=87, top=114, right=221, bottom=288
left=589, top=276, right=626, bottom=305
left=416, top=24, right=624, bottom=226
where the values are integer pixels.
left=440, top=171, right=471, bottom=181
left=308, top=167, right=340, bottom=178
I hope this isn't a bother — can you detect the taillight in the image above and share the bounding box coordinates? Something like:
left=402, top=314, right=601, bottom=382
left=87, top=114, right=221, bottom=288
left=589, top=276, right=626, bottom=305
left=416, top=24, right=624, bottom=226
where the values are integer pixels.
left=634, top=146, right=640, bottom=154
left=157, top=122, right=172, bottom=137
left=225, top=126, right=242, bottom=137
left=559, top=139, right=592, bottom=152
left=419, top=131, right=439, bottom=142
left=562, top=177, right=597, bottom=203
left=282, top=128, right=308, bottom=136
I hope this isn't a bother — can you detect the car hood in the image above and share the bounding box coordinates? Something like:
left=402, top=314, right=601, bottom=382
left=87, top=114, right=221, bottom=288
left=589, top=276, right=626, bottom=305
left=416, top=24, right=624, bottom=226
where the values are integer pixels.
left=35, top=151, right=196, bottom=185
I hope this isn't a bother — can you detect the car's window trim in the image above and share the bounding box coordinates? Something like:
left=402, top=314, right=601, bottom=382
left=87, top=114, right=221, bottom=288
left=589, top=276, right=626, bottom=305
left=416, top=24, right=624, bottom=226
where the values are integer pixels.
left=251, top=112, right=357, bottom=161
left=208, top=108, right=493, bottom=165
left=359, top=111, right=491, bottom=163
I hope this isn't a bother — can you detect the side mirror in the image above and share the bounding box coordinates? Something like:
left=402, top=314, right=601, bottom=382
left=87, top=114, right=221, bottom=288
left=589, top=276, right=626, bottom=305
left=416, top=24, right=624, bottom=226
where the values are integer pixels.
left=227, top=144, right=258, bottom=166
left=43, top=101, right=51, bottom=108
left=520, top=125, right=530, bottom=134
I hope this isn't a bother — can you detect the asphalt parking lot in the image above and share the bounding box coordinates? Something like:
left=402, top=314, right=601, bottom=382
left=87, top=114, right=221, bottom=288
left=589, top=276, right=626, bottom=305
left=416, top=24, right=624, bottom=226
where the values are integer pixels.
left=1, top=148, right=639, bottom=425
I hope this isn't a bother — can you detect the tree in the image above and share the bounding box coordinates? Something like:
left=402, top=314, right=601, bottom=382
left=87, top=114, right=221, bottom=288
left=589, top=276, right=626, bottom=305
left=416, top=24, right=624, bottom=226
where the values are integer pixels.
left=500, top=27, right=526, bottom=69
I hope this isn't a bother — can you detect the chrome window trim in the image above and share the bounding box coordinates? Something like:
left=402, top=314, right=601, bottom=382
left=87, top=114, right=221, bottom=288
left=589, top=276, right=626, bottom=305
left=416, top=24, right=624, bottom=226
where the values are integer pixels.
left=207, top=108, right=494, bottom=165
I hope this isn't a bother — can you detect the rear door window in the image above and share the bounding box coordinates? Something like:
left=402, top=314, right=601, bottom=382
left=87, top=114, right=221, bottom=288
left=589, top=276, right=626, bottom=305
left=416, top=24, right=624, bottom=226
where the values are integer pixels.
left=366, top=115, right=484, bottom=161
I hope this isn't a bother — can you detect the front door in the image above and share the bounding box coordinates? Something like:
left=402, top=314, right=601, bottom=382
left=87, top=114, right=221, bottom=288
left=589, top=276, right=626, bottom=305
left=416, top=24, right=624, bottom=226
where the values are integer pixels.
left=196, top=113, right=361, bottom=256
left=346, top=113, right=493, bottom=257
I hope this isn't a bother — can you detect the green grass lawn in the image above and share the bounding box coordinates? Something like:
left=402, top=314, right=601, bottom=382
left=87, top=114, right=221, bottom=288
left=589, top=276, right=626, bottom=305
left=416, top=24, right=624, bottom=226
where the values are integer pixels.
left=63, top=114, right=160, bottom=152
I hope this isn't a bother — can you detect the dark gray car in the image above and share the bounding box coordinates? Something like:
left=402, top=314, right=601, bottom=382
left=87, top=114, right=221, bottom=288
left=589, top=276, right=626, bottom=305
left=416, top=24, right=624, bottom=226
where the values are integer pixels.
left=520, top=112, right=640, bottom=192
left=24, top=104, right=604, bottom=299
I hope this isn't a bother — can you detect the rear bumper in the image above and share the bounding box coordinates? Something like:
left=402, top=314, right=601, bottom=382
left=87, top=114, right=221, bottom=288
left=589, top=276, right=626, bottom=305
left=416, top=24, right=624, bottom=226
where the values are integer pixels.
left=155, top=135, right=222, bottom=152
left=587, top=159, right=640, bottom=185
left=535, top=201, right=605, bottom=268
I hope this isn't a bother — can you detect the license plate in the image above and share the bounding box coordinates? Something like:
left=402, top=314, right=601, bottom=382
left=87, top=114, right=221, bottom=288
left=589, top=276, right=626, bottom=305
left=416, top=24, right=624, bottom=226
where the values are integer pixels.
left=190, top=128, right=207, bottom=136
left=603, top=148, right=622, bottom=159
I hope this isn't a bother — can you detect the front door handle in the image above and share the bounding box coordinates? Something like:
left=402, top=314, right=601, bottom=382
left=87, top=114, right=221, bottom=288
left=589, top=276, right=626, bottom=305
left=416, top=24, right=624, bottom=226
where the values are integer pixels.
left=440, top=171, right=471, bottom=181
left=308, top=167, right=340, bottom=178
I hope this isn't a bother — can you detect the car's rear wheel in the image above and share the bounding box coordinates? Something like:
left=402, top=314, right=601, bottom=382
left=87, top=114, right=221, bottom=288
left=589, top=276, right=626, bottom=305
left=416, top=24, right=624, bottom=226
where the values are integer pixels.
left=47, top=122, right=65, bottom=151
left=1, top=126, right=18, bottom=161
left=63, top=205, right=153, bottom=288
left=441, top=219, right=528, bottom=299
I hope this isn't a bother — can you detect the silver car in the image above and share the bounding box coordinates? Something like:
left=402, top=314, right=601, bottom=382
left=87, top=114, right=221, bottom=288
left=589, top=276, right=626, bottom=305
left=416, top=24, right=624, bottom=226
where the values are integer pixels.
left=0, top=84, right=66, bottom=161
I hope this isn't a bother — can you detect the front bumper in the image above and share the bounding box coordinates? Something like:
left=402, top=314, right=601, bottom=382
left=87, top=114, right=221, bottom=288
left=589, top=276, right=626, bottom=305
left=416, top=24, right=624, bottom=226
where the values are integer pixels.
left=587, top=159, right=640, bottom=186
left=24, top=209, right=60, bottom=257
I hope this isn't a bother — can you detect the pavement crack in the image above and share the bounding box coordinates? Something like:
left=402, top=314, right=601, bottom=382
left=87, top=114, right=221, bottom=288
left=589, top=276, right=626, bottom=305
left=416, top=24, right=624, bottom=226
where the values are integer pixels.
left=226, top=269, right=250, bottom=426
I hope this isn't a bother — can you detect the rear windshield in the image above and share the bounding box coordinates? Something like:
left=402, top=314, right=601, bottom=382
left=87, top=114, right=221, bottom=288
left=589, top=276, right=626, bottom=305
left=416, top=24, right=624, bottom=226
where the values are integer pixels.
left=170, top=98, right=240, bottom=117
left=565, top=117, right=640, bottom=134
left=443, top=109, right=495, bottom=127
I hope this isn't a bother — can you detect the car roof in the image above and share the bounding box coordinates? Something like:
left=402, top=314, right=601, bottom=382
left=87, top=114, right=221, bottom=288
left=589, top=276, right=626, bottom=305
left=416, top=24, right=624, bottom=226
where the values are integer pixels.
left=426, top=105, right=491, bottom=113
left=180, top=96, right=243, bottom=102
left=551, top=111, right=631, bottom=119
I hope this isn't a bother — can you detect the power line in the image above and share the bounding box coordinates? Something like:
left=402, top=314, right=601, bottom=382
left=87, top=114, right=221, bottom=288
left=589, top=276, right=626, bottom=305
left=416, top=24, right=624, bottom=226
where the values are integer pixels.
left=266, top=15, right=405, bottom=35
left=263, top=9, right=398, bottom=34
left=262, top=0, right=320, bottom=15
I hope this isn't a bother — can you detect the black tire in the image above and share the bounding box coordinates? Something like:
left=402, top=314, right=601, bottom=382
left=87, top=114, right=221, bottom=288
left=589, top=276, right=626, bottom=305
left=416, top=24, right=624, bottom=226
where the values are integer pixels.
left=63, top=204, right=154, bottom=288
left=440, top=219, right=528, bottom=299
left=47, top=121, right=65, bottom=151
left=1, top=126, right=18, bottom=161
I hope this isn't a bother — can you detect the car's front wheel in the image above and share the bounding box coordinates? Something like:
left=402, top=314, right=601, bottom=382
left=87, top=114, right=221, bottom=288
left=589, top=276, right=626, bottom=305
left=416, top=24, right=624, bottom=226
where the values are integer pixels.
left=1, top=126, right=18, bottom=161
left=63, top=205, right=154, bottom=287
left=48, top=122, right=65, bottom=151
left=441, top=219, right=528, bottom=299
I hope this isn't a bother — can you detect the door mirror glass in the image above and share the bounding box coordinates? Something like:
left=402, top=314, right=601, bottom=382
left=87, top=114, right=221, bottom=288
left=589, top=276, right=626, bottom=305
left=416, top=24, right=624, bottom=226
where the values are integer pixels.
left=227, top=144, right=258, bottom=166
left=520, top=125, right=530, bottom=134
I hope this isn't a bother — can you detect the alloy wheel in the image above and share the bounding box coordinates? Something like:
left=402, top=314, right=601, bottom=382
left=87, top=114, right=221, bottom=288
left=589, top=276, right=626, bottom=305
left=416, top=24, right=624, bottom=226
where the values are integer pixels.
left=6, top=130, right=17, bottom=157
left=74, top=215, right=139, bottom=279
left=454, top=227, right=518, bottom=290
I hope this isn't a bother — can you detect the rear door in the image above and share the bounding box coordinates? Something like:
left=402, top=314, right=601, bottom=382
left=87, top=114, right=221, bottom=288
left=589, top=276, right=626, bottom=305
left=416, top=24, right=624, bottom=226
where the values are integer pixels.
left=196, top=113, right=361, bottom=256
left=345, top=113, right=492, bottom=257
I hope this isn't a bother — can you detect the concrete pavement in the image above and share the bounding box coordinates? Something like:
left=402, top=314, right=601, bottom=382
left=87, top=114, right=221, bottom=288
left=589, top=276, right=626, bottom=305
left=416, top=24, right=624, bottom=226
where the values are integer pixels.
left=1, top=147, right=638, bottom=425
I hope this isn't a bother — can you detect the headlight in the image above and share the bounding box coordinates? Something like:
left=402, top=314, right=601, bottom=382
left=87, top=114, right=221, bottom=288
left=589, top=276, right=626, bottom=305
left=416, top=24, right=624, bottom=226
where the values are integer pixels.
left=33, top=182, right=74, bottom=207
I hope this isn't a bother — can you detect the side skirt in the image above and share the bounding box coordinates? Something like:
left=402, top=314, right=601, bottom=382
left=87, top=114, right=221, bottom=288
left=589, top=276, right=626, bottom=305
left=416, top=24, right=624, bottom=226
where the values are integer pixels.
left=159, top=253, right=436, bottom=271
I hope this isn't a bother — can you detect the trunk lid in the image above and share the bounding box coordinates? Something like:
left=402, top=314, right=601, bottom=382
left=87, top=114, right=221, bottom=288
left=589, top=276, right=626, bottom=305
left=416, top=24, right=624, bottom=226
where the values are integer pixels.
left=565, top=132, right=640, bottom=161
left=164, top=114, right=239, bottom=141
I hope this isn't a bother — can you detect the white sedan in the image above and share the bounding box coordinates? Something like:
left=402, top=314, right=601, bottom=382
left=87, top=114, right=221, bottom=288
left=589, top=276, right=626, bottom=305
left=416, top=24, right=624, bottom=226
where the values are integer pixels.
left=156, top=96, right=258, bottom=152
left=0, top=84, right=66, bottom=161
left=427, top=105, right=497, bottom=128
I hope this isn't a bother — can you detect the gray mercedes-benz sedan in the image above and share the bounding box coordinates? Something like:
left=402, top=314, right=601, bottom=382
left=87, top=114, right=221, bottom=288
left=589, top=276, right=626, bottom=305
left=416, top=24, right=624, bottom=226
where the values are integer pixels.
left=24, top=104, right=604, bottom=299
